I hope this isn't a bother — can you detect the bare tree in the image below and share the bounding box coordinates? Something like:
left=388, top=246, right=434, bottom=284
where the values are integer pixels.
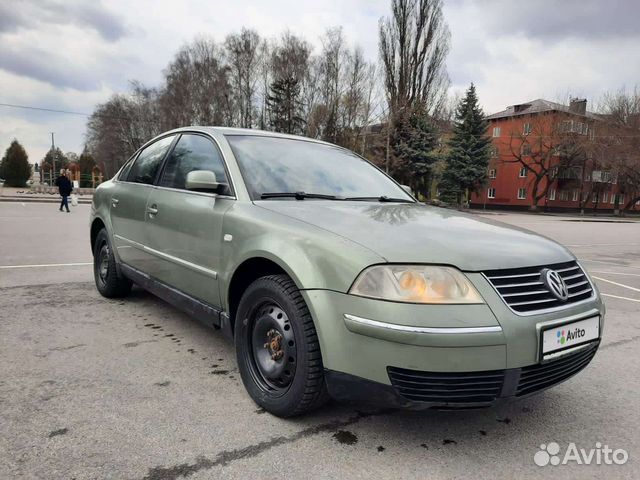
left=379, top=0, right=450, bottom=117
left=160, top=37, right=232, bottom=128
left=595, top=87, right=640, bottom=213
left=504, top=115, right=591, bottom=210
left=225, top=28, right=262, bottom=128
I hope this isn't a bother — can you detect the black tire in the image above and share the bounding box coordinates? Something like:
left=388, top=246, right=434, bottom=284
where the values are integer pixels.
left=93, top=228, right=132, bottom=298
left=235, top=274, right=328, bottom=417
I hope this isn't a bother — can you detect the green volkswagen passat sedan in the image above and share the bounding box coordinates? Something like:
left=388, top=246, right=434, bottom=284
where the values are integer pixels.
left=90, top=127, right=604, bottom=417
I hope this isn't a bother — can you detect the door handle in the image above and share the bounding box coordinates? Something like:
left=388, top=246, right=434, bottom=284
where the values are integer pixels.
left=147, top=205, right=158, bottom=216
left=111, top=198, right=119, bottom=207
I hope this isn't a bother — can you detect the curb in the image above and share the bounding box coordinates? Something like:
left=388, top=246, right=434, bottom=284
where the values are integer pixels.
left=0, top=197, right=92, bottom=204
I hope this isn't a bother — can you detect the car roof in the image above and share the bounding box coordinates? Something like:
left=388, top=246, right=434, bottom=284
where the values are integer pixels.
left=165, top=126, right=334, bottom=146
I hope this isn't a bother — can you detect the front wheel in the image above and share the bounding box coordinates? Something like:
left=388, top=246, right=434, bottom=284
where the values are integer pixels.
left=235, top=274, right=327, bottom=417
left=93, top=228, right=132, bottom=298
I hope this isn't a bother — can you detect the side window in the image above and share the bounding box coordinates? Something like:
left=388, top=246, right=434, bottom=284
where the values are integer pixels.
left=118, top=155, right=137, bottom=181
left=126, top=135, right=175, bottom=185
left=159, top=134, right=230, bottom=192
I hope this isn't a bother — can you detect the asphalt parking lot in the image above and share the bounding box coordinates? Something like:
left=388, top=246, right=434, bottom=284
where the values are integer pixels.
left=1, top=202, right=638, bottom=479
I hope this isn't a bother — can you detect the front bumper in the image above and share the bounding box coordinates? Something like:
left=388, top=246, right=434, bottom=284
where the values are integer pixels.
left=301, top=279, right=604, bottom=409
left=325, top=341, right=600, bottom=409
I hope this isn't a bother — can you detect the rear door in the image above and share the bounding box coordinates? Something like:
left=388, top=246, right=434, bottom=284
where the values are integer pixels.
left=143, top=133, right=234, bottom=307
left=110, top=135, right=176, bottom=272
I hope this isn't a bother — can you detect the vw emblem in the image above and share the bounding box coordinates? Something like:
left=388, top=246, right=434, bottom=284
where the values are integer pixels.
left=541, top=269, right=569, bottom=301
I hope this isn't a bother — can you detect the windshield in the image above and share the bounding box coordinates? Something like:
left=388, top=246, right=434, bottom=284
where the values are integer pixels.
left=226, top=135, right=414, bottom=201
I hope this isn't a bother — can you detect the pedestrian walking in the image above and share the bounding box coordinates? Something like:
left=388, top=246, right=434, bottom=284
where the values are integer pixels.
left=55, top=168, right=73, bottom=213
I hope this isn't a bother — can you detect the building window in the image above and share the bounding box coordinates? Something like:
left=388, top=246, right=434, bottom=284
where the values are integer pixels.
left=572, top=189, right=579, bottom=202
left=611, top=193, right=616, bottom=204
left=492, top=127, right=501, bottom=137
left=488, top=168, right=497, bottom=179
left=592, top=193, right=599, bottom=203
left=521, top=143, right=531, bottom=156
left=487, top=188, right=496, bottom=199
left=619, top=194, right=625, bottom=205
left=523, top=123, right=532, bottom=135
left=490, top=145, right=499, bottom=158
left=517, top=188, right=526, bottom=200
left=548, top=188, right=556, bottom=200
left=602, top=191, right=608, bottom=203
left=518, top=167, right=527, bottom=178
left=560, top=190, right=569, bottom=201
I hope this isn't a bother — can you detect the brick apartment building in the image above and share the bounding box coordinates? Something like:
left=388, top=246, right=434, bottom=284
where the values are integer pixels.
left=469, top=98, right=639, bottom=212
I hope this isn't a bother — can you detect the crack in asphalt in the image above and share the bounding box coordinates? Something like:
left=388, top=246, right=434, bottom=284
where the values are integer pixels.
left=141, top=409, right=391, bottom=480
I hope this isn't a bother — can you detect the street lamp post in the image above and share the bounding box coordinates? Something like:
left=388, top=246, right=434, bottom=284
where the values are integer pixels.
left=50, top=132, right=56, bottom=186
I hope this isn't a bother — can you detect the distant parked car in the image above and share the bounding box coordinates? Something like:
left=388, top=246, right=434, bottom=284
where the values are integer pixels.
left=90, top=127, right=604, bottom=416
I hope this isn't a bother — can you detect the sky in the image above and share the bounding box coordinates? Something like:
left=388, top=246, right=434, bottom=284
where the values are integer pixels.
left=1, top=0, right=639, bottom=164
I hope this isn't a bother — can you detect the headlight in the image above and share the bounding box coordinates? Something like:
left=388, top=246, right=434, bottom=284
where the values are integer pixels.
left=349, top=265, right=484, bottom=304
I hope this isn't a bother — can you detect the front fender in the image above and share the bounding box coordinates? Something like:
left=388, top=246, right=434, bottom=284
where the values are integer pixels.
left=219, top=203, right=384, bottom=310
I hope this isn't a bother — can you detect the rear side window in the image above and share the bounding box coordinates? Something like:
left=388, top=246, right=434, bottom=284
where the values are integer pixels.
left=126, top=135, right=175, bottom=184
left=159, top=134, right=230, bottom=192
left=118, top=156, right=137, bottom=180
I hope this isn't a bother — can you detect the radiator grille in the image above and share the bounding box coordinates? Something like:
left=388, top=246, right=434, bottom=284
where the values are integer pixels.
left=484, top=261, right=593, bottom=314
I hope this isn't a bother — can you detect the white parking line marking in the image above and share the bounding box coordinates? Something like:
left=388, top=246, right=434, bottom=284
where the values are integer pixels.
left=592, top=276, right=640, bottom=293
left=602, top=294, right=640, bottom=303
left=580, top=259, right=640, bottom=270
left=0, top=262, right=92, bottom=269
left=566, top=243, right=640, bottom=247
left=590, top=271, right=640, bottom=277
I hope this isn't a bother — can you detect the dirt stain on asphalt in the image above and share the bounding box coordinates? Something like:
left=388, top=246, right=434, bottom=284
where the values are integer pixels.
left=377, top=445, right=385, bottom=452
left=497, top=417, right=511, bottom=424
left=209, top=370, right=229, bottom=375
left=332, top=430, right=358, bottom=445
left=254, top=408, right=266, bottom=414
left=48, top=428, right=68, bottom=438
left=124, top=340, right=157, bottom=348
left=442, top=439, right=457, bottom=445
left=141, top=410, right=388, bottom=480
left=420, top=443, right=428, bottom=449
left=49, top=344, right=86, bottom=352
left=479, top=430, right=487, bottom=436
left=154, top=381, right=171, bottom=387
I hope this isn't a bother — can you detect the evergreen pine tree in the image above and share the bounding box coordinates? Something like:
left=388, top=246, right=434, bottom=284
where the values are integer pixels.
left=267, top=77, right=305, bottom=134
left=0, top=140, right=31, bottom=187
left=79, top=147, right=97, bottom=187
left=440, top=84, right=491, bottom=205
left=392, top=107, right=440, bottom=198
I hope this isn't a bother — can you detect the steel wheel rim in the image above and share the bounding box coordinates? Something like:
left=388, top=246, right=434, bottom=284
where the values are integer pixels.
left=246, top=301, right=297, bottom=396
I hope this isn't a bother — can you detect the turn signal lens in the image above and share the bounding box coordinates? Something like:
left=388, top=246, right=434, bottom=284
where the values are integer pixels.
left=349, top=265, right=484, bottom=304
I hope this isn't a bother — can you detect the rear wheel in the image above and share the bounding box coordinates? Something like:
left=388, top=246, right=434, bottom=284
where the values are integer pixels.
left=93, top=228, right=132, bottom=298
left=235, top=274, right=327, bottom=417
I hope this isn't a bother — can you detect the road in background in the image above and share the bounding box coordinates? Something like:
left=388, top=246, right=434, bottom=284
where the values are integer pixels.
left=1, top=203, right=638, bottom=479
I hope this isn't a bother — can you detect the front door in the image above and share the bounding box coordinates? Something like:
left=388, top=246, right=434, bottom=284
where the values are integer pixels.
left=143, top=133, right=234, bottom=307
left=110, top=135, right=176, bottom=272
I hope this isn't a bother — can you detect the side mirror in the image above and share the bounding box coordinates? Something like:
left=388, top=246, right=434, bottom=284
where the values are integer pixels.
left=401, top=184, right=413, bottom=196
left=185, top=170, right=226, bottom=193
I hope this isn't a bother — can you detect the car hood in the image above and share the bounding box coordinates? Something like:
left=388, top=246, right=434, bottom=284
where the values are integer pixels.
left=256, top=201, right=574, bottom=271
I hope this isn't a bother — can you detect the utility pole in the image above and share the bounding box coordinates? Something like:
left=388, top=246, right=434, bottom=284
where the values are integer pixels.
left=50, top=132, right=56, bottom=185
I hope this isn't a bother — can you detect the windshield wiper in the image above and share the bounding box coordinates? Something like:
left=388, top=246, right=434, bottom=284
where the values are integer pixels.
left=344, top=196, right=414, bottom=203
left=261, top=192, right=340, bottom=200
